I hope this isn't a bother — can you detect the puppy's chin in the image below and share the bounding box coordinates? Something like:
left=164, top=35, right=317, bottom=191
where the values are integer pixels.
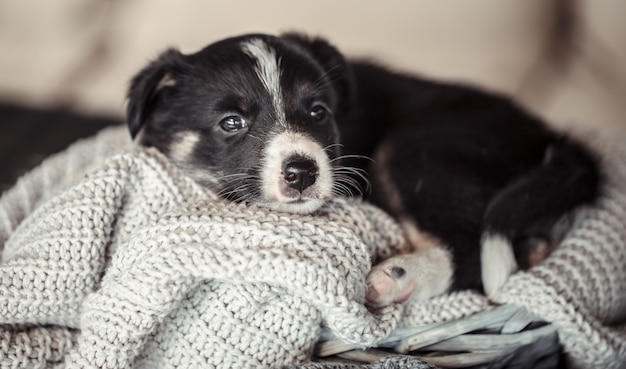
left=259, top=198, right=327, bottom=214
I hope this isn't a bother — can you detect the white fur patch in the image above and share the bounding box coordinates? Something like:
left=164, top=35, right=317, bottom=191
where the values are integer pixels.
left=156, top=73, right=176, bottom=90
left=169, top=131, right=200, bottom=164
left=260, top=131, right=332, bottom=214
left=167, top=131, right=219, bottom=187
left=481, top=233, right=518, bottom=297
left=241, top=39, right=286, bottom=126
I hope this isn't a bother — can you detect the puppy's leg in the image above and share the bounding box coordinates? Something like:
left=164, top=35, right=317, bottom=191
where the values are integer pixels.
left=365, top=137, right=492, bottom=306
left=481, top=139, right=600, bottom=296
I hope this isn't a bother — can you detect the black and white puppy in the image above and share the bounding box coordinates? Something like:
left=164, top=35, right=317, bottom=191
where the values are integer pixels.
left=126, top=33, right=601, bottom=306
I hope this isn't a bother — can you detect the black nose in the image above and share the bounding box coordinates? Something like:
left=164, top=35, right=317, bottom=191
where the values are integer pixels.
left=283, top=159, right=318, bottom=192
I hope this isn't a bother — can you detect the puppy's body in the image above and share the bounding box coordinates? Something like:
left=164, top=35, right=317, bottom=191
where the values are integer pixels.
left=126, top=33, right=600, bottom=305
left=341, top=62, right=599, bottom=299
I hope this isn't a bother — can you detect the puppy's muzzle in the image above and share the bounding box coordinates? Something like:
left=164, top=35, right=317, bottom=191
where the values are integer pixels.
left=283, top=157, right=318, bottom=193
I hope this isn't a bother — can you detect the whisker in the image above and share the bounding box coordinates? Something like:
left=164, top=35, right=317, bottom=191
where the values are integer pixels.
left=214, top=172, right=260, bottom=198
left=333, top=167, right=369, bottom=176
left=332, top=182, right=355, bottom=198
left=333, top=178, right=358, bottom=197
left=210, top=165, right=265, bottom=203
left=217, top=182, right=255, bottom=197
left=214, top=172, right=260, bottom=184
left=335, top=175, right=363, bottom=186
left=331, top=161, right=369, bottom=198
left=334, top=174, right=368, bottom=186
left=335, top=179, right=364, bottom=195
left=214, top=172, right=251, bottom=183
left=323, top=143, right=344, bottom=151
left=334, top=168, right=370, bottom=186
left=311, top=64, right=343, bottom=92
left=235, top=188, right=262, bottom=204
left=329, top=154, right=375, bottom=163
left=218, top=179, right=256, bottom=192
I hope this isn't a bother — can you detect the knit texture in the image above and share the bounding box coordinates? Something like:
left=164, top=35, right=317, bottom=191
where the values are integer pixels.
left=1, top=126, right=625, bottom=368
left=0, top=127, right=416, bottom=368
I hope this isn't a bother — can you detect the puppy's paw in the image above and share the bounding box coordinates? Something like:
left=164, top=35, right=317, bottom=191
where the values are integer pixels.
left=366, top=248, right=453, bottom=307
left=366, top=259, right=416, bottom=307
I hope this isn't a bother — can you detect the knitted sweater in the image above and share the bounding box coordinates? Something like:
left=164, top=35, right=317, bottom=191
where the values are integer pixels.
left=0, top=126, right=625, bottom=368
left=0, top=127, right=432, bottom=368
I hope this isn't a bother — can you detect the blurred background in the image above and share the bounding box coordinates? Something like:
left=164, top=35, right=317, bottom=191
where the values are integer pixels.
left=1, top=0, right=625, bottom=191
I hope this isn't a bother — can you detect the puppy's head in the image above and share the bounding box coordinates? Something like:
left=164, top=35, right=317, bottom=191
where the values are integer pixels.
left=126, top=33, right=354, bottom=213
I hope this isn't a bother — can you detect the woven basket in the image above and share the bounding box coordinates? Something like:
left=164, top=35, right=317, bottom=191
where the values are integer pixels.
left=316, top=304, right=560, bottom=368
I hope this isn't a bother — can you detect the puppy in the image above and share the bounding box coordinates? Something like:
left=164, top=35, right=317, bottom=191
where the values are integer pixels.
left=126, top=33, right=600, bottom=306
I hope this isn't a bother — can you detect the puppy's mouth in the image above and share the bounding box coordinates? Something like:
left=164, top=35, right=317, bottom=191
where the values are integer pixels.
left=259, top=131, right=334, bottom=214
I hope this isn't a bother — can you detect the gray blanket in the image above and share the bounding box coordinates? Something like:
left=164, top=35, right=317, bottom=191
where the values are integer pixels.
left=1, top=126, right=625, bottom=368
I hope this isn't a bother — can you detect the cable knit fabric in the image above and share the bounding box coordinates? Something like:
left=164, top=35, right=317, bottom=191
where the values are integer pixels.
left=0, top=126, right=625, bottom=369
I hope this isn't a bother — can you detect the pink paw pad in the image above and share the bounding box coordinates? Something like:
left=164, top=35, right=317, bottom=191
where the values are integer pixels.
left=366, top=266, right=416, bottom=307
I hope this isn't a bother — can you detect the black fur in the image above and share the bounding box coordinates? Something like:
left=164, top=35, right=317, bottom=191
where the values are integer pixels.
left=127, top=48, right=185, bottom=139
left=339, top=62, right=600, bottom=291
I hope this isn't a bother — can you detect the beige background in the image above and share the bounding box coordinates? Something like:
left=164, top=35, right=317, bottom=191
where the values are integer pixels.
left=0, top=0, right=624, bottom=132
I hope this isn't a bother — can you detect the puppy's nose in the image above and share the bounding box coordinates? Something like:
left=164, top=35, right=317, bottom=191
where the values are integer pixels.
left=283, top=159, right=318, bottom=192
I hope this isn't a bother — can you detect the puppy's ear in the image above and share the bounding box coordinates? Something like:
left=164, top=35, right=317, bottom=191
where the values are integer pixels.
left=281, top=33, right=355, bottom=115
left=126, top=48, right=185, bottom=139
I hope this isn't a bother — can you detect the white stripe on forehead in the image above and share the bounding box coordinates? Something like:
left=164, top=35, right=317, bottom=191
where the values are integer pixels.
left=241, top=38, right=286, bottom=126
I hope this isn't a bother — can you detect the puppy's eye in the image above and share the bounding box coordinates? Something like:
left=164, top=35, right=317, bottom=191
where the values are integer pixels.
left=309, top=105, right=330, bottom=123
left=219, top=115, right=248, bottom=133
